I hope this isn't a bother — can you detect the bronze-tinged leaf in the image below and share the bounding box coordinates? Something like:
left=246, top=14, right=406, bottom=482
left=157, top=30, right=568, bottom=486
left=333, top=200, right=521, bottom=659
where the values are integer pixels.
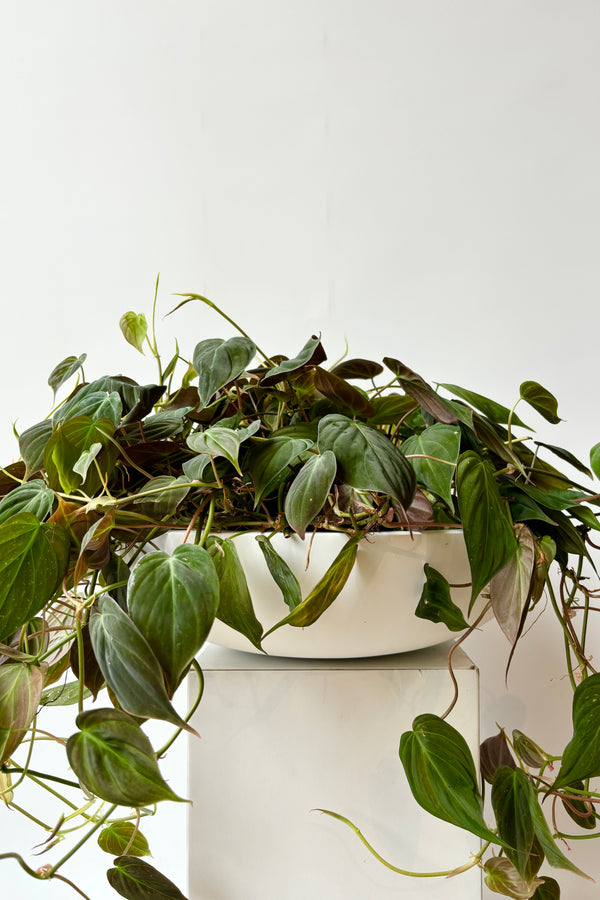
left=70, top=623, right=105, bottom=700
left=520, top=381, right=561, bottom=424
left=480, top=730, right=516, bottom=785
left=313, top=366, right=374, bottom=416
left=107, top=856, right=188, bottom=899
left=259, top=334, right=327, bottom=386
left=67, top=708, right=185, bottom=806
left=383, top=358, right=458, bottom=424
left=329, top=358, right=384, bottom=380
left=0, top=662, right=47, bottom=764
left=98, top=822, right=151, bottom=857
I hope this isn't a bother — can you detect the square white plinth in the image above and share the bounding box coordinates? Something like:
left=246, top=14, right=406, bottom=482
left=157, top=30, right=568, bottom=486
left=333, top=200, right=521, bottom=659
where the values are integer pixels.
left=189, top=642, right=482, bottom=900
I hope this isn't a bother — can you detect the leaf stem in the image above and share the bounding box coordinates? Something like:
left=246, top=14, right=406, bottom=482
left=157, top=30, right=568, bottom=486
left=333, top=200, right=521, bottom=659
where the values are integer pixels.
left=46, top=804, right=117, bottom=876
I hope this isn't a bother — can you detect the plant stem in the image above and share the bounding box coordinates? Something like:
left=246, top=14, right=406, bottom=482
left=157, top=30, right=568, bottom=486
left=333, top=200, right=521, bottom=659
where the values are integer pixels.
left=46, top=805, right=117, bottom=876
left=156, top=659, right=204, bottom=758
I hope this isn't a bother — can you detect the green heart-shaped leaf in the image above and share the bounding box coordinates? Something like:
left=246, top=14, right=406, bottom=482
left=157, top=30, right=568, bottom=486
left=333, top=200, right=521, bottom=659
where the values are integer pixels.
left=129, top=545, right=219, bottom=695
left=98, top=822, right=151, bottom=857
left=119, top=312, right=148, bottom=354
left=248, top=437, right=313, bottom=506
left=415, top=564, right=469, bottom=632
left=552, top=673, right=600, bottom=792
left=401, top=423, right=460, bottom=508
left=67, top=708, right=184, bottom=806
left=193, top=337, right=256, bottom=408
left=107, top=856, right=188, bottom=899
left=284, top=451, right=337, bottom=538
left=491, top=767, right=536, bottom=877
left=207, top=538, right=263, bottom=650
left=520, top=382, right=561, bottom=424
left=0, top=480, right=55, bottom=526
left=48, top=354, right=87, bottom=397
left=259, top=335, right=326, bottom=386
left=187, top=426, right=242, bottom=473
left=318, top=414, right=416, bottom=508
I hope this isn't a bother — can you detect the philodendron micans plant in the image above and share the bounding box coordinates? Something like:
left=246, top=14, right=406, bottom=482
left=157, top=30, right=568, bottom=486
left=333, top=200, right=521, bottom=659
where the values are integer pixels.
left=0, top=289, right=598, bottom=899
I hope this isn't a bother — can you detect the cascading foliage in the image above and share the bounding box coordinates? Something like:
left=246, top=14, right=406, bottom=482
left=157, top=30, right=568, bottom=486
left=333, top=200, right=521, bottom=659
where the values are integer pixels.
left=0, top=289, right=598, bottom=899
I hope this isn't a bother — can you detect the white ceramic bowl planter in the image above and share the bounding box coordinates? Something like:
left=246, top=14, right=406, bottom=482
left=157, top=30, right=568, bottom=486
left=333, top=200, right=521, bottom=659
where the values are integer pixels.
left=157, top=529, right=479, bottom=658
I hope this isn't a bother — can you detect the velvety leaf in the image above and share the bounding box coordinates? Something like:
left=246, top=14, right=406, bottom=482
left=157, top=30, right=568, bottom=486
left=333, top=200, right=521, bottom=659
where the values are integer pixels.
left=551, top=672, right=600, bottom=792
left=129, top=545, right=219, bottom=695
left=193, top=337, right=256, bottom=408
left=48, top=354, right=87, bottom=397
left=472, top=414, right=525, bottom=471
left=132, top=476, right=192, bottom=519
left=98, top=822, right=151, bottom=857
left=480, top=731, right=516, bottom=785
left=255, top=536, right=302, bottom=611
left=89, top=595, right=196, bottom=733
left=261, top=537, right=358, bottom=638
left=520, top=382, right=561, bottom=424
left=491, top=767, right=537, bottom=877
left=313, top=366, right=373, bottom=416
left=259, top=335, right=326, bottom=386
left=41, top=681, right=92, bottom=707
left=534, top=442, right=592, bottom=479
left=518, top=484, right=586, bottom=512
left=456, top=451, right=518, bottom=607
left=531, top=878, right=560, bottom=900
left=73, top=441, right=103, bottom=481
left=318, top=414, right=416, bottom=508
left=0, top=662, right=46, bottom=764
left=489, top=524, right=535, bottom=646
left=55, top=389, right=123, bottom=426
left=527, top=786, right=590, bottom=879
left=67, top=708, right=183, bottom=806
left=248, top=437, right=313, bottom=506
left=512, top=730, right=550, bottom=769
left=18, top=420, right=53, bottom=476
left=0, top=513, right=69, bottom=641
left=560, top=779, right=596, bottom=830
left=483, top=857, right=543, bottom=899
left=329, top=358, right=383, bottom=380
left=182, top=454, right=213, bottom=483
left=415, top=564, right=469, bottom=631
left=399, top=713, right=504, bottom=845
left=366, top=394, right=418, bottom=425
left=207, top=538, right=263, bottom=650
left=140, top=407, right=192, bottom=441
left=44, top=416, right=117, bottom=494
left=383, top=359, right=458, bottom=424
left=0, top=480, right=55, bottom=526
left=401, top=423, right=460, bottom=507
left=69, top=623, right=105, bottom=699
left=119, top=312, right=148, bottom=354
left=439, top=383, right=530, bottom=428
left=284, top=451, right=336, bottom=538
left=590, top=443, right=600, bottom=480
left=107, top=856, right=188, bottom=899
left=186, top=426, right=242, bottom=473
left=101, top=552, right=131, bottom=611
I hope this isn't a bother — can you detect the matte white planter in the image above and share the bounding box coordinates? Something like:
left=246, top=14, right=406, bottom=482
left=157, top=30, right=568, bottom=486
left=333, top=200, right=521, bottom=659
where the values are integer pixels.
left=156, top=529, right=481, bottom=659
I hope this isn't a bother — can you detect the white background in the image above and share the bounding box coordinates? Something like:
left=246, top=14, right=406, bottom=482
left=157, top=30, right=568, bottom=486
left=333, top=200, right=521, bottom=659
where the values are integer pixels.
left=1, top=2, right=599, bottom=898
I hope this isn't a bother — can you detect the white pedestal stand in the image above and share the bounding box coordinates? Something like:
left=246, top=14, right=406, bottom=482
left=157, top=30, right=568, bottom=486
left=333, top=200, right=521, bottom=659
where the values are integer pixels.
left=189, top=641, right=482, bottom=900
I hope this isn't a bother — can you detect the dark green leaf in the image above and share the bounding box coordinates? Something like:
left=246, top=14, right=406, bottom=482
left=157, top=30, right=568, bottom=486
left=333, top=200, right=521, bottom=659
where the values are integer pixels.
left=366, top=393, right=418, bottom=425
left=98, top=822, right=151, bottom=857
left=439, top=383, right=530, bottom=428
left=520, top=382, right=561, bottom=424
left=248, top=437, right=313, bottom=506
left=480, top=730, right=516, bottom=785
left=0, top=480, right=55, bottom=525
left=560, top=779, right=596, bottom=830
left=67, top=708, right=183, bottom=806
left=456, top=451, right=518, bottom=607
left=256, top=536, right=302, bottom=611
left=399, top=713, right=504, bottom=845
left=132, top=476, right=192, bottom=519
left=0, top=513, right=69, bottom=641
left=141, top=408, right=192, bottom=441
left=318, top=414, right=416, bottom=509
left=69, top=622, right=105, bottom=699
left=207, top=538, right=263, bottom=650
left=313, top=367, right=373, bottom=416
left=531, top=877, right=560, bottom=900
left=55, top=390, right=123, bottom=426
left=415, top=564, right=469, bottom=631
left=48, top=354, right=87, bottom=397
left=18, top=420, right=53, bottom=476
left=491, top=767, right=536, bottom=877
left=119, top=312, right=148, bottom=354
left=534, top=442, right=592, bottom=479
left=41, top=681, right=92, bottom=707
left=552, top=673, right=600, bottom=791
left=186, top=426, right=242, bottom=473
left=261, top=537, right=358, bottom=638
left=107, top=856, right=188, bottom=899
left=284, top=451, right=337, bottom=538
left=329, top=358, right=383, bottom=379
left=489, top=524, right=535, bottom=646
left=193, top=337, right=256, bottom=408
left=89, top=595, right=197, bottom=733
left=527, top=786, right=590, bottom=879
left=129, top=545, right=219, bottom=695
left=401, top=423, right=460, bottom=507
left=383, top=359, right=458, bottom=424
left=259, top=335, right=326, bottom=386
